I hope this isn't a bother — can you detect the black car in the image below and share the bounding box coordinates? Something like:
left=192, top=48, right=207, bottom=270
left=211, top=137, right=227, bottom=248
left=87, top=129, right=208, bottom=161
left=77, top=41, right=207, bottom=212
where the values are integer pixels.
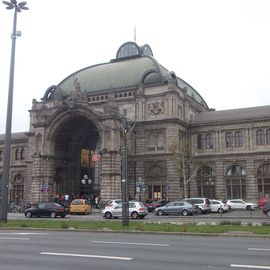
left=262, top=201, right=270, bottom=217
left=25, top=202, right=69, bottom=218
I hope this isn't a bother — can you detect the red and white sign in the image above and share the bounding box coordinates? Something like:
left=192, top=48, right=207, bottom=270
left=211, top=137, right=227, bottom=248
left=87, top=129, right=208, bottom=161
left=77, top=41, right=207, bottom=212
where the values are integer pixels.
left=92, top=153, right=101, bottom=162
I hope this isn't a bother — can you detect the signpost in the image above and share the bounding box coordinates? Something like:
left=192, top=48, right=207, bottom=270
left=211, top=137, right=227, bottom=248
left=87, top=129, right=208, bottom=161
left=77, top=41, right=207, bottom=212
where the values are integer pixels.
left=136, top=177, right=146, bottom=201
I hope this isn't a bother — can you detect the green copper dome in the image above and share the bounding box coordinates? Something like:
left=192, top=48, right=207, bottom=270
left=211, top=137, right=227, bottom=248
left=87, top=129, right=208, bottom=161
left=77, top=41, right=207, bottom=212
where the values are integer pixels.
left=42, top=42, right=208, bottom=109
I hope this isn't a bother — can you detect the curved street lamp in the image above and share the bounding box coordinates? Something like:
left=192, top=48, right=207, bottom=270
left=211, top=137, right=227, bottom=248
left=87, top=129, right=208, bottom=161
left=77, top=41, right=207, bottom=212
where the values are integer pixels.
left=0, top=1, right=28, bottom=223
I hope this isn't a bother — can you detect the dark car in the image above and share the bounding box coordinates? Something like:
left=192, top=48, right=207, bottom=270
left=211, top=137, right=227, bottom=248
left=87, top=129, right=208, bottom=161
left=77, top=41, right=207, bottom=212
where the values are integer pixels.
left=25, top=202, right=69, bottom=218
left=154, top=201, right=197, bottom=216
left=147, top=199, right=169, bottom=212
left=262, top=201, right=270, bottom=217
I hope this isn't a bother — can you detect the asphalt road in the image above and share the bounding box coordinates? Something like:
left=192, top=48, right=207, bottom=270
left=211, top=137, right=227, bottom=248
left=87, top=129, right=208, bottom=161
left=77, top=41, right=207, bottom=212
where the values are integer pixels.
left=7, top=208, right=270, bottom=224
left=0, top=230, right=269, bottom=270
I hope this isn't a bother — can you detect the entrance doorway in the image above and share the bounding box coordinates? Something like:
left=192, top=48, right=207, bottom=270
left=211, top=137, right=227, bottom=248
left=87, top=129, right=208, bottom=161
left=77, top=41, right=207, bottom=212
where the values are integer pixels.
left=53, top=116, right=100, bottom=200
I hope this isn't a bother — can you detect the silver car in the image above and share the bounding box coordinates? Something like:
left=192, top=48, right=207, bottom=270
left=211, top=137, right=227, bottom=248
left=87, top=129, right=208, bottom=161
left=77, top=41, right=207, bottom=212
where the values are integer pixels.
left=154, top=201, right=197, bottom=216
left=102, top=201, right=148, bottom=219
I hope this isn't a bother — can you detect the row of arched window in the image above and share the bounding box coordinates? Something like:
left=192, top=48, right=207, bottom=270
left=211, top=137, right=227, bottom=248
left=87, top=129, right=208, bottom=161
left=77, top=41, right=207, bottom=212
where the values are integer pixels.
left=197, top=128, right=270, bottom=149
left=148, top=131, right=165, bottom=151
left=15, top=148, right=25, bottom=160
left=0, top=148, right=25, bottom=162
left=225, top=131, right=243, bottom=147
left=87, top=91, right=135, bottom=103
left=196, top=164, right=270, bottom=199
left=256, top=128, right=270, bottom=145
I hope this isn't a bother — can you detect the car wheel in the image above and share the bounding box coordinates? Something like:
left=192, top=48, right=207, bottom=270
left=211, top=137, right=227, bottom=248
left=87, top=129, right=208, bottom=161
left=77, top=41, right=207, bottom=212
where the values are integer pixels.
left=182, top=209, right=188, bottom=216
left=131, top=211, right=139, bottom=219
left=197, top=208, right=202, bottom=215
left=105, top=212, right=112, bottom=219
left=218, top=208, right=224, bottom=214
left=246, top=206, right=251, bottom=211
left=50, top=211, right=56, bottom=218
left=266, top=210, right=270, bottom=217
left=25, top=211, right=32, bottom=218
left=156, top=209, right=163, bottom=216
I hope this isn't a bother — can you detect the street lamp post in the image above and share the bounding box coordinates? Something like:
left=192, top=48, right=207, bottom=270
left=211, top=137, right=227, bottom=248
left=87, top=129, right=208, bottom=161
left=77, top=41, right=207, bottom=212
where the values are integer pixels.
left=120, top=122, right=129, bottom=226
left=0, top=1, right=28, bottom=223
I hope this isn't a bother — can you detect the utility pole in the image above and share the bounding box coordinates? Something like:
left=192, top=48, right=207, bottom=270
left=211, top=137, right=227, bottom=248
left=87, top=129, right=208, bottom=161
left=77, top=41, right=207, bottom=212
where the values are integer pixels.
left=0, top=0, right=28, bottom=223
left=120, top=120, right=129, bottom=226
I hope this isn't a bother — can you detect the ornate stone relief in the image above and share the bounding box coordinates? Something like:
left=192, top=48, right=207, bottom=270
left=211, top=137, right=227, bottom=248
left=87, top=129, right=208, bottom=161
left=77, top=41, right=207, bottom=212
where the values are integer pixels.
left=148, top=102, right=165, bottom=116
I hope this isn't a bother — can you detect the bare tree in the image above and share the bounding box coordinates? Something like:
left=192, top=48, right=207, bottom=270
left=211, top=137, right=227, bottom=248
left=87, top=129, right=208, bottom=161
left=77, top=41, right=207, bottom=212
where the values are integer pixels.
left=169, top=135, right=198, bottom=199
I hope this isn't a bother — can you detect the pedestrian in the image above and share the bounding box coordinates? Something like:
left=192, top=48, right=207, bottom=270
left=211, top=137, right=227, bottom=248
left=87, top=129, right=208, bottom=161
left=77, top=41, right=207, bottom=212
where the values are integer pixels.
left=95, top=195, right=100, bottom=209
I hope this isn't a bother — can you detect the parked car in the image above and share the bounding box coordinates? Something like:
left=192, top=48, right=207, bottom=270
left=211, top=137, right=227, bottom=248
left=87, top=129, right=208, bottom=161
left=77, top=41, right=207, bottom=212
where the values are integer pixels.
left=181, top=197, right=211, bottom=214
left=154, top=201, right=197, bottom=216
left=25, top=202, right=69, bottom=218
left=225, top=199, right=258, bottom=210
left=262, top=201, right=270, bottom=217
left=257, top=197, right=269, bottom=208
left=105, top=199, right=122, bottom=208
left=102, top=201, right=148, bottom=219
left=146, top=199, right=169, bottom=212
left=210, top=199, right=229, bottom=213
left=69, top=199, right=92, bottom=215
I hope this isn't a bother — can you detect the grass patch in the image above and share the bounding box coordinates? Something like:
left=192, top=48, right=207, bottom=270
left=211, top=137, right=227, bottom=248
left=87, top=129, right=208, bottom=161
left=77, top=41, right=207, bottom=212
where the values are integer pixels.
left=0, top=219, right=270, bottom=235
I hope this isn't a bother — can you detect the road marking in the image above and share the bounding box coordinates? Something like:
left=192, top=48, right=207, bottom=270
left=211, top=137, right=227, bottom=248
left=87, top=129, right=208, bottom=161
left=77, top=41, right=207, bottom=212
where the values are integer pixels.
left=248, top=248, right=270, bottom=251
left=0, top=237, right=29, bottom=240
left=91, top=240, right=170, bottom=247
left=40, top=252, right=133, bottom=261
left=231, top=264, right=270, bottom=269
left=0, top=232, right=46, bottom=235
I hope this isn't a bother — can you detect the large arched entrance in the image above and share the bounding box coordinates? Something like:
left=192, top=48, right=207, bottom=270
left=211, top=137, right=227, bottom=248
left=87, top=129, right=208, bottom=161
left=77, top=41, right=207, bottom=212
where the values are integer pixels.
left=53, top=115, right=100, bottom=201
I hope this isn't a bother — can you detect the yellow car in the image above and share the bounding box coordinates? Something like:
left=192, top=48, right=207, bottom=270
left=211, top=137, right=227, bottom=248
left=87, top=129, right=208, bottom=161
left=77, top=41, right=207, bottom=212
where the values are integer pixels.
left=69, top=199, right=92, bottom=215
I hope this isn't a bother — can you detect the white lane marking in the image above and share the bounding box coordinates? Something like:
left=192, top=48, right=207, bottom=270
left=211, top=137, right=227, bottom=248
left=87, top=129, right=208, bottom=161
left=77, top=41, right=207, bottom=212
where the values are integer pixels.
left=248, top=248, right=270, bottom=251
left=0, top=232, right=46, bottom=235
left=40, top=252, right=133, bottom=261
left=231, top=264, right=270, bottom=269
left=91, top=240, right=170, bottom=247
left=0, top=237, right=29, bottom=240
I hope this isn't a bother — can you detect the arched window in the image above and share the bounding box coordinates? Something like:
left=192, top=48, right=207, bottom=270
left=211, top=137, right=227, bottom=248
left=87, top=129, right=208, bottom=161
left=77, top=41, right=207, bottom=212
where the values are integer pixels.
left=15, top=149, right=20, bottom=160
left=235, top=131, right=243, bottom=147
left=148, top=133, right=156, bottom=151
left=10, top=173, right=24, bottom=202
left=197, top=134, right=203, bottom=149
left=256, top=129, right=265, bottom=145
left=266, top=129, right=270, bottom=145
left=157, top=132, right=164, bottom=150
left=225, top=132, right=233, bottom=147
left=205, top=133, right=213, bottom=149
left=20, top=148, right=25, bottom=160
left=226, top=164, right=246, bottom=199
left=197, top=166, right=215, bottom=199
left=257, top=163, right=270, bottom=198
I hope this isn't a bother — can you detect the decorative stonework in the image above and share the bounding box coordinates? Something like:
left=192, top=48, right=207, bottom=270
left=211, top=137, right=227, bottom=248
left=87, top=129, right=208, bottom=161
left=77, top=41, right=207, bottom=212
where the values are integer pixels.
left=148, top=101, right=165, bottom=116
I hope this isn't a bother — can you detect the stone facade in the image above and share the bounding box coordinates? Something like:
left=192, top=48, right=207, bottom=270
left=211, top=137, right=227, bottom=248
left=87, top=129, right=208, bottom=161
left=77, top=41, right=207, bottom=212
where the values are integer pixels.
left=0, top=42, right=269, bottom=204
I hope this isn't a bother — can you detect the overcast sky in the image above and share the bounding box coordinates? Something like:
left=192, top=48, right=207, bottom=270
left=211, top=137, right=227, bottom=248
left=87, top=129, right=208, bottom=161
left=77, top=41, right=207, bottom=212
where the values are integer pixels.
left=0, top=0, right=270, bottom=134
